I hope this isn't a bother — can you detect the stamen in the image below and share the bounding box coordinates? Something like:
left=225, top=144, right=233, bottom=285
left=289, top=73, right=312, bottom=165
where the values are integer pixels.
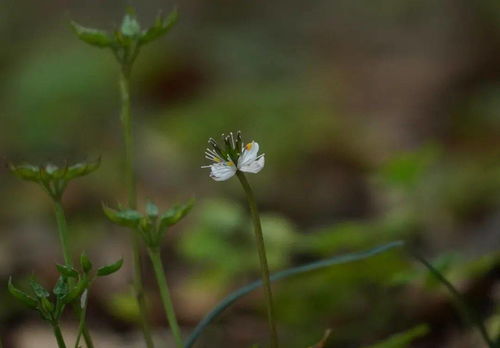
left=205, top=149, right=219, bottom=158
left=209, top=139, right=224, bottom=157
left=230, top=132, right=235, bottom=149
left=236, top=131, right=243, bottom=151
left=205, top=153, right=223, bottom=163
left=207, top=148, right=218, bottom=155
left=223, top=134, right=232, bottom=152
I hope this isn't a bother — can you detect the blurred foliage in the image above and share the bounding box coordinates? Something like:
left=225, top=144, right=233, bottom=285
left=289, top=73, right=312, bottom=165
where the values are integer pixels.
left=180, top=198, right=298, bottom=288
left=0, top=0, right=499, bottom=347
left=107, top=292, right=141, bottom=324
left=307, top=329, right=332, bottom=348
left=363, top=324, right=429, bottom=348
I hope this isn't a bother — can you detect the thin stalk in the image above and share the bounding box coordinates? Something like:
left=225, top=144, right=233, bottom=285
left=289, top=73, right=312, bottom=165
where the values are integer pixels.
left=54, top=201, right=72, bottom=266
left=148, top=249, right=183, bottom=348
left=236, top=171, right=279, bottom=348
left=74, top=291, right=88, bottom=348
left=119, top=67, right=136, bottom=207
left=52, top=324, right=67, bottom=348
left=411, top=251, right=494, bottom=348
left=53, top=201, right=94, bottom=348
left=119, top=66, right=155, bottom=348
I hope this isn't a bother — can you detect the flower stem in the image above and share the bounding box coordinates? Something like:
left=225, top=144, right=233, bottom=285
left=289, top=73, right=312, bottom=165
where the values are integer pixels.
left=53, top=200, right=94, bottom=348
left=148, top=248, right=184, bottom=348
left=236, top=171, right=279, bottom=348
left=119, top=66, right=155, bottom=348
left=52, top=324, right=67, bottom=348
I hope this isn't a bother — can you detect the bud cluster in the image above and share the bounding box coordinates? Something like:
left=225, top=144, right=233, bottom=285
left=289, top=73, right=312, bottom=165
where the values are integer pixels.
left=8, top=252, right=122, bottom=325
left=71, top=8, right=178, bottom=68
left=103, top=199, right=194, bottom=249
left=9, top=160, right=100, bottom=201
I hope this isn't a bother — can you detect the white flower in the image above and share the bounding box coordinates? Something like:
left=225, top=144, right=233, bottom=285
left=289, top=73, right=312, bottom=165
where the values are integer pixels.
left=202, top=133, right=265, bottom=181
left=237, top=141, right=265, bottom=174
left=207, top=161, right=237, bottom=181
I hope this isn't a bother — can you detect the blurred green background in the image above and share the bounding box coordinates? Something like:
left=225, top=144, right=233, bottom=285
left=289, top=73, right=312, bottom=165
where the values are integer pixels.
left=0, top=0, right=499, bottom=347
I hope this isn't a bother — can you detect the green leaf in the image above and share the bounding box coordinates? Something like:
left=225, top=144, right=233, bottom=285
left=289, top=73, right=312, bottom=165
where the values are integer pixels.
left=139, top=9, right=178, bottom=45
left=80, top=252, right=93, bottom=273
left=8, top=277, right=38, bottom=309
left=70, top=21, right=115, bottom=48
left=29, top=278, right=49, bottom=299
left=9, top=163, right=40, bottom=182
left=159, top=198, right=194, bottom=230
left=146, top=201, right=159, bottom=218
left=120, top=9, right=141, bottom=38
left=53, top=276, right=69, bottom=298
left=65, top=159, right=100, bottom=180
left=56, top=264, right=79, bottom=278
left=103, top=204, right=143, bottom=228
left=184, top=241, right=405, bottom=348
left=97, top=259, right=123, bottom=277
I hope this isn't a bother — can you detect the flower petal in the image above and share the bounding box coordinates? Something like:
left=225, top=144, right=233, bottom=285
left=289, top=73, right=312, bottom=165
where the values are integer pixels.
left=237, top=141, right=259, bottom=168
left=209, top=162, right=237, bottom=181
left=239, top=155, right=265, bottom=174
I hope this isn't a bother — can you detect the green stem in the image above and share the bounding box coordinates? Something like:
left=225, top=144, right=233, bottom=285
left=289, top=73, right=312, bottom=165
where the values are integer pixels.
left=54, top=201, right=72, bottom=266
left=236, top=171, right=279, bottom=348
left=77, top=308, right=94, bottom=348
left=74, top=290, right=88, bottom=348
left=119, top=67, right=136, bottom=208
left=53, top=201, right=94, bottom=348
left=52, top=324, right=67, bottom=348
left=119, top=66, right=155, bottom=348
left=148, top=248, right=184, bottom=348
left=133, top=234, right=155, bottom=348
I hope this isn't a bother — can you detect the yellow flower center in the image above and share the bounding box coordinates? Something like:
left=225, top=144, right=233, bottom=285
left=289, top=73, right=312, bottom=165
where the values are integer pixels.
left=245, top=142, right=253, bottom=150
